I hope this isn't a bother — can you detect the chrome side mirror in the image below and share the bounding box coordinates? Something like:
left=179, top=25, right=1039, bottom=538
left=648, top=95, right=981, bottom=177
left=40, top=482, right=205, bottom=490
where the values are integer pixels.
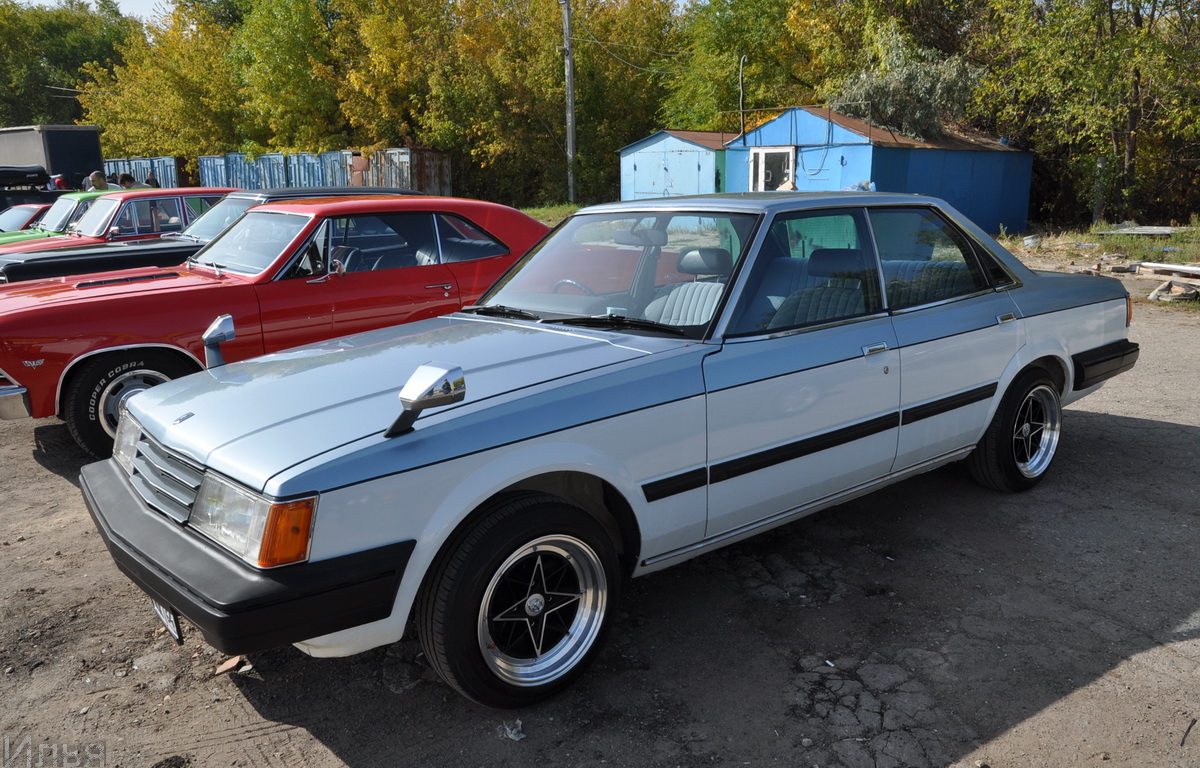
left=202, top=314, right=236, bottom=369
left=385, top=361, right=466, bottom=438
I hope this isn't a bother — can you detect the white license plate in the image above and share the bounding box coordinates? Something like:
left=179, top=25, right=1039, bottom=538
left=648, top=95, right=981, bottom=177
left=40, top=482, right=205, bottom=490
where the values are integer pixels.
left=151, top=598, right=184, bottom=645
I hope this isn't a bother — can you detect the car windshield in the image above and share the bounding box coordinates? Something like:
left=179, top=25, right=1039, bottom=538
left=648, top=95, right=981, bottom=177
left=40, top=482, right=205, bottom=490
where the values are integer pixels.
left=72, top=197, right=122, bottom=237
left=36, top=197, right=82, bottom=233
left=479, top=210, right=758, bottom=338
left=181, top=196, right=258, bottom=243
left=188, top=210, right=310, bottom=275
left=0, top=206, right=34, bottom=232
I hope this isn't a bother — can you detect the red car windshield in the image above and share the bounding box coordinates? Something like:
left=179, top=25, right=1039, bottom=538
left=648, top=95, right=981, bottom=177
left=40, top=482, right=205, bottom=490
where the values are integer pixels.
left=189, top=210, right=310, bottom=275
left=72, top=197, right=122, bottom=237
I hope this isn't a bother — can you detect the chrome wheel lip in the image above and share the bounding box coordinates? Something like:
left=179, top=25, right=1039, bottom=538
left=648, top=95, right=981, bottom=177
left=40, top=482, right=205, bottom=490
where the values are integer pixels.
left=97, top=368, right=171, bottom=438
left=478, top=534, right=607, bottom=688
left=1013, top=384, right=1061, bottom=479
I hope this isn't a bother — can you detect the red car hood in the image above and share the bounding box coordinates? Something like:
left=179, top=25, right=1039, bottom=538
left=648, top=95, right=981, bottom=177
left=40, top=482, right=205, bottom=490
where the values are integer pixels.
left=0, top=233, right=104, bottom=254
left=0, top=266, right=235, bottom=313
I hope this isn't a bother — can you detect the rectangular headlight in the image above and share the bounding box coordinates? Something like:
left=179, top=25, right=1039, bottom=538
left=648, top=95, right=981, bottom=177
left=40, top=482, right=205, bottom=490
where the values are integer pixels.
left=112, top=414, right=142, bottom=475
left=190, top=473, right=315, bottom=568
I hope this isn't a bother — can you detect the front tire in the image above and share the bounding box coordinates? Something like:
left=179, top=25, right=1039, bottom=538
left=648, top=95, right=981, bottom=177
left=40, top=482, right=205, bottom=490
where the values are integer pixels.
left=64, top=351, right=195, bottom=458
left=967, top=369, right=1062, bottom=492
left=417, top=494, right=620, bottom=708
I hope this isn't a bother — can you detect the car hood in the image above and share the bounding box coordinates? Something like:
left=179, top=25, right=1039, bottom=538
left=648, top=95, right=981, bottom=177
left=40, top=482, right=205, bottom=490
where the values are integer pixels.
left=126, top=315, right=692, bottom=492
left=0, top=265, right=231, bottom=311
left=0, top=236, right=196, bottom=266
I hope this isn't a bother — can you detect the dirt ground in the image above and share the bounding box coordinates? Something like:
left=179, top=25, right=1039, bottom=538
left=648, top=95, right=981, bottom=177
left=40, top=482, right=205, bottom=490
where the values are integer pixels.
left=3, top=260, right=1199, bottom=768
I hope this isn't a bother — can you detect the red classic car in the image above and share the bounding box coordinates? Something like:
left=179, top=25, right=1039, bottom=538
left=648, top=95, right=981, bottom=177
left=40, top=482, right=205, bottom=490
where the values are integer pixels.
left=0, top=187, right=235, bottom=256
left=0, top=203, right=50, bottom=233
left=0, top=195, right=549, bottom=456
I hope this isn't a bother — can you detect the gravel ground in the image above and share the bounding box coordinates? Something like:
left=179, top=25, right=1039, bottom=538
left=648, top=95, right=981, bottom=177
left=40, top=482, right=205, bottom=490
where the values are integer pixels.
left=1, top=264, right=1198, bottom=768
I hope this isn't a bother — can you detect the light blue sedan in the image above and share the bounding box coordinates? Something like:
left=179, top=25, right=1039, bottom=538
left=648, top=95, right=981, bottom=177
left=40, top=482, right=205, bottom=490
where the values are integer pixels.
left=82, top=192, right=1138, bottom=707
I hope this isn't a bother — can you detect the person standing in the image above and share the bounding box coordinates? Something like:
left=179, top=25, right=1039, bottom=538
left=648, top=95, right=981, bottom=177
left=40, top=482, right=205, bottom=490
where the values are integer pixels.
left=117, top=172, right=151, bottom=189
left=85, top=171, right=108, bottom=190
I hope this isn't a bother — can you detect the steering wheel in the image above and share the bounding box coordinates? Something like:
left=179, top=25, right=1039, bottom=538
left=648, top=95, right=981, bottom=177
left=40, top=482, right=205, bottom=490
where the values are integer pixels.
left=552, top=278, right=597, bottom=296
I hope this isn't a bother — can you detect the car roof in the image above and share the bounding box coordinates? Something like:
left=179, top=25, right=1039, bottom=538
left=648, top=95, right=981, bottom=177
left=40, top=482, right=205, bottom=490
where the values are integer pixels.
left=577, top=191, right=942, bottom=216
left=249, top=196, right=495, bottom=215
left=224, top=186, right=420, bottom=202
left=62, top=190, right=120, bottom=201
left=96, top=187, right=239, bottom=201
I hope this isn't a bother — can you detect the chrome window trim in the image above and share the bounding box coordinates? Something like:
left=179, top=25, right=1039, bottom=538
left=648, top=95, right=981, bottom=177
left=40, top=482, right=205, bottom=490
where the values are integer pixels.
left=722, top=309, right=892, bottom=344
left=886, top=287, right=1000, bottom=316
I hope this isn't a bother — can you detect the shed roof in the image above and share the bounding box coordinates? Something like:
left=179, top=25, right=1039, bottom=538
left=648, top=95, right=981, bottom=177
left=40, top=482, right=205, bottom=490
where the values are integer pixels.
left=660, top=130, right=740, bottom=150
left=732, top=107, right=1021, bottom=153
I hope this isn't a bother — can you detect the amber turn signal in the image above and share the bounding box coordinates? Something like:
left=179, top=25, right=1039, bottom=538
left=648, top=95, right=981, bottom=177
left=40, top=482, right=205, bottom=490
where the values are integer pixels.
left=258, top=498, right=316, bottom=568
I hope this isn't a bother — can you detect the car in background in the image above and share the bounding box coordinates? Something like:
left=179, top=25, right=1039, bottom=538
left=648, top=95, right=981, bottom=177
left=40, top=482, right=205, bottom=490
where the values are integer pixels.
left=0, top=187, right=420, bottom=283
left=80, top=192, right=1138, bottom=707
left=0, top=203, right=49, bottom=233
left=0, top=187, right=235, bottom=257
left=0, top=190, right=114, bottom=246
left=0, top=195, right=549, bottom=456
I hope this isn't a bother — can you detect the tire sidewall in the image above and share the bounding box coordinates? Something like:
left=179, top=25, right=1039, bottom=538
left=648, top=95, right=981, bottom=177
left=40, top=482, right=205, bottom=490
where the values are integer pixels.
left=427, top=498, right=619, bottom=708
left=995, top=371, right=1061, bottom=491
left=65, top=351, right=192, bottom=458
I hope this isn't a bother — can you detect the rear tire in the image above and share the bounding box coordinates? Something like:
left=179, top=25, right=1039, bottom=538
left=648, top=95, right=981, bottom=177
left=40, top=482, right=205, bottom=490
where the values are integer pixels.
left=64, top=351, right=195, bottom=458
left=967, top=369, right=1062, bottom=492
left=417, top=494, right=619, bottom=708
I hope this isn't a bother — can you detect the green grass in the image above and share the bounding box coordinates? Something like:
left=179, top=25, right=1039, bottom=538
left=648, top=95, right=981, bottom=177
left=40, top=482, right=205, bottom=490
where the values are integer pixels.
left=521, top=203, right=580, bottom=228
left=995, top=222, right=1200, bottom=313
left=998, top=221, right=1200, bottom=265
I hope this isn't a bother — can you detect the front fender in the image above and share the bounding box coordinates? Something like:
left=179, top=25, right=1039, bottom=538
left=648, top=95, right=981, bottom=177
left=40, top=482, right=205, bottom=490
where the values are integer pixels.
left=295, top=395, right=709, bottom=657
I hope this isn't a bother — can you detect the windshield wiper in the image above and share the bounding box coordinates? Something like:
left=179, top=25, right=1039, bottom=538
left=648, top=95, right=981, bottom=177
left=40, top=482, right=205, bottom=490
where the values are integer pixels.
left=542, top=314, right=686, bottom=336
left=187, top=258, right=226, bottom=275
left=460, top=304, right=542, bottom=321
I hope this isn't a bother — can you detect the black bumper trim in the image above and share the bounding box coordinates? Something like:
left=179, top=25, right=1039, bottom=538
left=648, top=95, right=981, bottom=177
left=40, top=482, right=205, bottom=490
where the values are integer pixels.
left=81, top=459, right=414, bottom=655
left=1072, top=339, right=1140, bottom=391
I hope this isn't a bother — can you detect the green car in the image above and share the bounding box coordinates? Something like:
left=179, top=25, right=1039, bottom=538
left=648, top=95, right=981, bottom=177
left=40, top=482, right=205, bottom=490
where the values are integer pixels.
left=0, top=190, right=115, bottom=246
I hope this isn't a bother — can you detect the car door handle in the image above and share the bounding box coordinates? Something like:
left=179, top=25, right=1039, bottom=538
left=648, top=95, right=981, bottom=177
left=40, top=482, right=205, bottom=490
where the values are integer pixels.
left=997, top=312, right=1016, bottom=324
left=426, top=283, right=453, bottom=291
left=862, top=342, right=889, bottom=356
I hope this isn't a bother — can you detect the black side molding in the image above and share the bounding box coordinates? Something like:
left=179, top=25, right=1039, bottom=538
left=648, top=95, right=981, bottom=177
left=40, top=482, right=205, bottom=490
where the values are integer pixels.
left=1072, top=340, right=1140, bottom=391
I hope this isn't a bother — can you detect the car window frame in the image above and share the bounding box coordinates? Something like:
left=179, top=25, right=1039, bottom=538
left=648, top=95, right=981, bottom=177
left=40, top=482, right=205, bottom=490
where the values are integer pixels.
left=722, top=206, right=885, bottom=339
left=864, top=204, right=998, bottom=314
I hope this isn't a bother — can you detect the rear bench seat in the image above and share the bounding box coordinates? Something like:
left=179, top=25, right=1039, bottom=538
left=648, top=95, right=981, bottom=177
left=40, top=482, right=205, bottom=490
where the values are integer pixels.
left=756, top=255, right=977, bottom=329
left=881, top=259, right=975, bottom=308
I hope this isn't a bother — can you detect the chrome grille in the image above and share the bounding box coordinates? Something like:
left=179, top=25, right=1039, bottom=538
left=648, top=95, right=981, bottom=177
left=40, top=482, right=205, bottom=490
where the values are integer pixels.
left=127, top=431, right=204, bottom=523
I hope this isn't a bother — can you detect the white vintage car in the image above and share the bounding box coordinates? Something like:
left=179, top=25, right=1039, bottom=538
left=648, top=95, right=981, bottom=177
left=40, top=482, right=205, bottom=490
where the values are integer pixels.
left=82, top=192, right=1138, bottom=707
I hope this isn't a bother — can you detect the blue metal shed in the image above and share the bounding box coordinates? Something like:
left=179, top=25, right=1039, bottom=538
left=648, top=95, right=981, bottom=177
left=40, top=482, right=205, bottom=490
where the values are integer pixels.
left=722, top=107, right=1032, bottom=233
left=619, top=130, right=738, bottom=201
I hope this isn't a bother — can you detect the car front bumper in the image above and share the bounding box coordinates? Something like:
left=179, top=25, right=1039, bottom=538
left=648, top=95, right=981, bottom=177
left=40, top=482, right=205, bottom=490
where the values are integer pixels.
left=81, top=459, right=414, bottom=655
left=0, top=383, right=31, bottom=420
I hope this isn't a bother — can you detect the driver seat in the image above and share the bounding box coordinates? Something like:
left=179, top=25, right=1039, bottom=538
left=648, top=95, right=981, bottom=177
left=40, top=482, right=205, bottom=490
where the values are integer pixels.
left=643, top=248, right=732, bottom=326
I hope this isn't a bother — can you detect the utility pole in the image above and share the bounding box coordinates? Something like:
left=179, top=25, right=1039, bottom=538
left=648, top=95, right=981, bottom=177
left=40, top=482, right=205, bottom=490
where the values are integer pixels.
left=739, top=54, right=747, bottom=145
left=560, top=0, right=577, bottom=203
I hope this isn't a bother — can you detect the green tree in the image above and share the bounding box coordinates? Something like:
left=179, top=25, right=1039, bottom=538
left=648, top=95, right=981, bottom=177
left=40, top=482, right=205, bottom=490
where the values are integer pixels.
left=0, top=0, right=135, bottom=127
left=660, top=0, right=810, bottom=131
left=833, top=21, right=982, bottom=141
left=78, top=8, right=249, bottom=159
left=231, top=0, right=349, bottom=152
left=971, top=0, right=1200, bottom=221
left=330, top=0, right=452, bottom=148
